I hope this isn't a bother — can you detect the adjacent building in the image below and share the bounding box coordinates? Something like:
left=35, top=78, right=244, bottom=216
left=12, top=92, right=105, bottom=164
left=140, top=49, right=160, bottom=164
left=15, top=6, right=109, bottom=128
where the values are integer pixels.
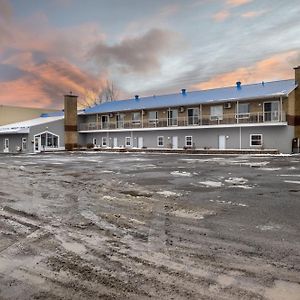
left=1, top=67, right=300, bottom=154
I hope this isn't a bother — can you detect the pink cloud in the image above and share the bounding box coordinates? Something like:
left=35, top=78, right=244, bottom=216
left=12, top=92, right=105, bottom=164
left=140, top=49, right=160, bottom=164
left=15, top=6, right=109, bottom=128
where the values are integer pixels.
left=241, top=10, right=266, bottom=18
left=213, top=10, right=230, bottom=22
left=190, top=51, right=299, bottom=90
left=226, top=0, right=253, bottom=7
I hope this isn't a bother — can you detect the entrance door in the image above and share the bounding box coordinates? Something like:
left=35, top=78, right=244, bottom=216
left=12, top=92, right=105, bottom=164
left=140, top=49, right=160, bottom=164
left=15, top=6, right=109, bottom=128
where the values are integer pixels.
left=172, top=136, right=178, bottom=149
left=4, top=138, right=9, bottom=152
left=138, top=137, right=143, bottom=148
left=264, top=101, right=279, bottom=122
left=113, top=137, right=118, bottom=148
left=218, top=135, right=226, bottom=150
left=34, top=136, right=41, bottom=152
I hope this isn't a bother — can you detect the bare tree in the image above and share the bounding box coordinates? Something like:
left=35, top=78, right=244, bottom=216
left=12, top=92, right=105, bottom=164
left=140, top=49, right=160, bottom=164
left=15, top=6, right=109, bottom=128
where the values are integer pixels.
left=98, top=80, right=119, bottom=104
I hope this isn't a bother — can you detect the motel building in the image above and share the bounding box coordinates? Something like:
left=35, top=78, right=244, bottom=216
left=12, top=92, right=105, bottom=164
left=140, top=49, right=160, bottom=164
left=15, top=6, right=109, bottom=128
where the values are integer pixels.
left=0, top=66, right=300, bottom=154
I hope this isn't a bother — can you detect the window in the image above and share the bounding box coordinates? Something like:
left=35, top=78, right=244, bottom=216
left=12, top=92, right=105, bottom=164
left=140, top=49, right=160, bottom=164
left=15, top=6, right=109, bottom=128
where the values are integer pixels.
left=187, top=108, right=199, bottom=125
left=102, top=137, right=107, bottom=147
left=185, top=136, right=193, bottom=147
left=4, top=138, right=9, bottom=149
left=125, top=137, right=132, bottom=147
left=149, top=111, right=158, bottom=121
left=92, top=138, right=97, bottom=146
left=210, top=105, right=223, bottom=120
left=236, top=103, right=250, bottom=119
left=264, top=101, right=279, bottom=122
left=157, top=136, right=164, bottom=147
left=34, top=132, right=58, bottom=148
left=132, top=112, right=141, bottom=124
left=22, top=138, right=27, bottom=150
left=116, top=114, right=125, bottom=128
left=250, top=134, right=263, bottom=146
left=101, top=115, right=109, bottom=129
left=167, top=109, right=178, bottom=126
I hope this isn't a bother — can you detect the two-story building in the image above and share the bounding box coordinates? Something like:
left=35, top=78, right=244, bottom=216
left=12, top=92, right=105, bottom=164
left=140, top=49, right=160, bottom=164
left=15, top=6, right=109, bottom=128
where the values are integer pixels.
left=1, top=66, right=300, bottom=154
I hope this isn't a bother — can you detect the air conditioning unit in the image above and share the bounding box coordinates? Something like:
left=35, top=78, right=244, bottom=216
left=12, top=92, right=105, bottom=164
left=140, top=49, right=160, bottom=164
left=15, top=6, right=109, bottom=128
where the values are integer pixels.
left=109, top=113, right=114, bottom=118
left=224, top=103, right=231, bottom=109
left=180, top=106, right=185, bottom=113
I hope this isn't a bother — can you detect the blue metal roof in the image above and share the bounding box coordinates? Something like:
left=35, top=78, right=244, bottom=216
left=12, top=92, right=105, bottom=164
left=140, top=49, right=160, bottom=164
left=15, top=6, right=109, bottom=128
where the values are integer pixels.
left=84, top=79, right=297, bottom=115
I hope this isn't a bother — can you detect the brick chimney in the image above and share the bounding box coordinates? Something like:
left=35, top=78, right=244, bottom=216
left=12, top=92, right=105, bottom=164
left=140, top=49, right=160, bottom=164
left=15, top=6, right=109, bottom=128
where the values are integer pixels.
left=64, top=93, right=78, bottom=150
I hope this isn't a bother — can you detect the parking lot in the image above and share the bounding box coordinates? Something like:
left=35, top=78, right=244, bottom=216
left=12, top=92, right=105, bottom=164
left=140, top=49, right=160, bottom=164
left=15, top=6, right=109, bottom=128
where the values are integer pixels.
left=0, top=152, right=299, bottom=299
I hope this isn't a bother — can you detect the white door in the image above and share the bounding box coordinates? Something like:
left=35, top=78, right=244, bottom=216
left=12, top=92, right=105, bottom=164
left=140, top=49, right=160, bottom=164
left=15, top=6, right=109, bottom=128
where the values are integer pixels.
left=4, top=138, right=9, bottom=152
left=172, top=136, right=178, bottom=149
left=113, top=137, right=118, bottom=148
left=138, top=137, right=143, bottom=148
left=218, top=135, right=226, bottom=150
left=34, top=136, right=41, bottom=153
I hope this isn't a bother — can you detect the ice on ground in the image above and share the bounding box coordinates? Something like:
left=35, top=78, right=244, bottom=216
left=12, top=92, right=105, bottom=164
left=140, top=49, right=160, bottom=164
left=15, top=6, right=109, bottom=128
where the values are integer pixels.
left=260, top=167, right=281, bottom=171
left=170, top=208, right=215, bottom=219
left=225, top=177, right=248, bottom=185
left=198, top=181, right=223, bottom=187
left=170, top=171, right=192, bottom=177
left=157, top=190, right=182, bottom=197
left=284, top=180, right=300, bottom=184
left=256, top=224, right=282, bottom=231
left=280, top=174, right=300, bottom=177
left=209, top=199, right=248, bottom=207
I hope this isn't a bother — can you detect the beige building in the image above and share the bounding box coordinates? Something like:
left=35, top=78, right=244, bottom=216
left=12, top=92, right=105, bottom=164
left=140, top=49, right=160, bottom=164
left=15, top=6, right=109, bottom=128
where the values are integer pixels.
left=0, top=105, right=59, bottom=126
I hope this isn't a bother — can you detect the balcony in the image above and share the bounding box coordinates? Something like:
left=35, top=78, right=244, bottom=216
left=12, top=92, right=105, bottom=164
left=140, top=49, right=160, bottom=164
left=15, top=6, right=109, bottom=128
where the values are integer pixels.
left=79, top=111, right=286, bottom=131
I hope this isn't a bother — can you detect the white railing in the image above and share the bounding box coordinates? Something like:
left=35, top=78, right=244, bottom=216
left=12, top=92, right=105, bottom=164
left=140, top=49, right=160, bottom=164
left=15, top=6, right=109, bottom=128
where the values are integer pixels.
left=79, top=111, right=285, bottom=131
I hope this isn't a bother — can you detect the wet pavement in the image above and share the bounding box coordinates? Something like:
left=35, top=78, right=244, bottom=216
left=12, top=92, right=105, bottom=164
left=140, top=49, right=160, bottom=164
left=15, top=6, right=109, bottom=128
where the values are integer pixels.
left=0, top=152, right=299, bottom=299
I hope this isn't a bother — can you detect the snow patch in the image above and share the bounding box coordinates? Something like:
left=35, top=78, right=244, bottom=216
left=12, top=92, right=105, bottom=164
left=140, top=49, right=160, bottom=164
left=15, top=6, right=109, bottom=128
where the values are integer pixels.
left=170, top=171, right=192, bottom=177
left=170, top=208, right=215, bottom=219
left=157, top=191, right=181, bottom=197
left=209, top=199, right=248, bottom=207
left=198, top=181, right=223, bottom=187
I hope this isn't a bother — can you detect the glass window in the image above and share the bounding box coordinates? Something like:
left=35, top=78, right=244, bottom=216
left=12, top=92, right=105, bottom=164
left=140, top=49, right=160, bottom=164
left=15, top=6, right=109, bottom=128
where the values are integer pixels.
left=237, top=103, right=250, bottom=119
left=125, top=137, right=131, bottom=147
left=93, top=138, right=97, bottom=145
left=102, top=137, right=107, bottom=147
left=4, top=138, right=9, bottom=149
left=149, top=111, right=158, bottom=121
left=157, top=136, right=164, bottom=147
left=185, top=136, right=193, bottom=147
left=187, top=108, right=199, bottom=125
left=116, top=114, right=125, bottom=128
left=168, top=109, right=178, bottom=126
left=132, top=112, right=141, bottom=123
left=210, top=105, right=223, bottom=120
left=250, top=134, right=263, bottom=146
left=22, top=138, right=27, bottom=150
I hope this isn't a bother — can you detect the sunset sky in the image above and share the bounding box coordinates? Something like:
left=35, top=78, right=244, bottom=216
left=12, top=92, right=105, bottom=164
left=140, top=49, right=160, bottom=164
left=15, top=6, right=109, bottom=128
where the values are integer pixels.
left=0, top=0, right=300, bottom=109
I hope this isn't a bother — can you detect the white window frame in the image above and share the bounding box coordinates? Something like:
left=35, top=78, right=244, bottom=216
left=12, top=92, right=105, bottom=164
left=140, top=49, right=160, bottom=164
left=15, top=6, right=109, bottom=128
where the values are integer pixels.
left=92, top=138, right=97, bottom=146
left=22, top=137, right=27, bottom=150
left=236, top=103, right=250, bottom=119
left=125, top=137, right=132, bottom=147
left=149, top=111, right=158, bottom=126
left=33, top=131, right=59, bottom=149
left=250, top=134, right=263, bottom=147
left=185, top=136, right=193, bottom=147
left=157, top=136, right=164, bottom=147
left=102, top=137, right=107, bottom=147
left=187, top=108, right=199, bottom=125
left=210, top=105, right=223, bottom=120
left=100, top=115, right=109, bottom=129
left=132, top=112, right=141, bottom=124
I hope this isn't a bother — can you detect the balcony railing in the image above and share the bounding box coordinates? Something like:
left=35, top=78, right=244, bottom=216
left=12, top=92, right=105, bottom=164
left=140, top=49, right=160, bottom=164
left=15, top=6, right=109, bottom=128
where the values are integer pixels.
left=79, top=111, right=286, bottom=131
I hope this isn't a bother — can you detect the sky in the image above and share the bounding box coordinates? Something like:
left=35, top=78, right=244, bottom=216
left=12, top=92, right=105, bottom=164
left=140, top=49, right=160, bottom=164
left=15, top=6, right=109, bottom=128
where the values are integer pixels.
left=0, top=0, right=300, bottom=109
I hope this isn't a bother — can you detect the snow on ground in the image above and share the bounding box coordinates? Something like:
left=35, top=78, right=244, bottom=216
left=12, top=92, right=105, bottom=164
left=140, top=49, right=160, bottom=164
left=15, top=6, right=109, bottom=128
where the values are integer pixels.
left=170, top=208, right=215, bottom=219
left=198, top=181, right=223, bottom=187
left=157, top=190, right=182, bottom=197
left=284, top=180, right=300, bottom=185
left=170, top=171, right=192, bottom=177
left=260, top=167, right=282, bottom=171
left=209, top=199, right=248, bottom=207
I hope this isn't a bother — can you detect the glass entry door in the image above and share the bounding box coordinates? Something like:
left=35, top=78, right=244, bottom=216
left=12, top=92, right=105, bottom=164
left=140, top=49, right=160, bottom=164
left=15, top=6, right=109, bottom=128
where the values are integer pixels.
left=264, top=101, right=279, bottom=122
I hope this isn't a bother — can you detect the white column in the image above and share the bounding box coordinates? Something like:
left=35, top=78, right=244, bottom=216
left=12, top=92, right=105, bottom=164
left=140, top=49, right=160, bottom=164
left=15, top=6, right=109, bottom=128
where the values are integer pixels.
left=236, top=101, right=239, bottom=124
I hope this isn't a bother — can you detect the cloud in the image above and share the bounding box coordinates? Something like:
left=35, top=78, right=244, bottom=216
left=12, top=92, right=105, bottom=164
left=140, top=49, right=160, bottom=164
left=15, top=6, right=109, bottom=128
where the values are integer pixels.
left=190, top=50, right=299, bottom=90
left=213, top=10, right=230, bottom=21
left=241, top=10, right=266, bottom=18
left=0, top=59, right=106, bottom=108
left=90, top=28, right=182, bottom=74
left=226, top=0, right=253, bottom=7
left=0, top=0, right=13, bottom=46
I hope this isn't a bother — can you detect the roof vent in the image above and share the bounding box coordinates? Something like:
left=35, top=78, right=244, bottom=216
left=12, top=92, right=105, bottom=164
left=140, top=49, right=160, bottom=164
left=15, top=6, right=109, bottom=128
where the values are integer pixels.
left=181, top=88, right=187, bottom=95
left=135, top=95, right=139, bottom=100
left=236, top=81, right=242, bottom=90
